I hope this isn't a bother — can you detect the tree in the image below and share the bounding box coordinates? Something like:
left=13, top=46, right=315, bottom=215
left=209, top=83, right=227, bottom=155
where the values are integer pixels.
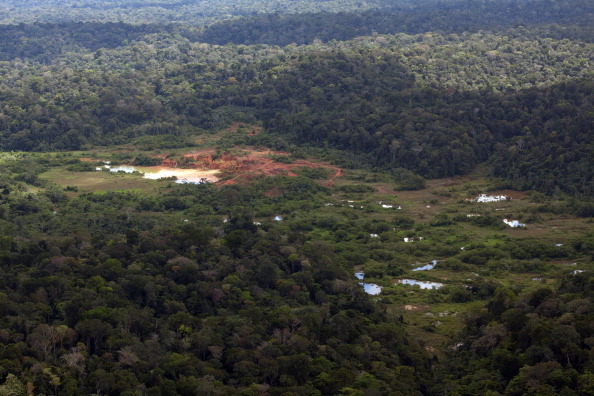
left=28, top=324, right=59, bottom=361
left=0, top=374, right=25, bottom=396
left=75, top=319, right=112, bottom=354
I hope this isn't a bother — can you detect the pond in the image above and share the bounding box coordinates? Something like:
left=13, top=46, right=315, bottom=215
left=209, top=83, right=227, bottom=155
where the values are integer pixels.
left=354, top=272, right=382, bottom=295
left=397, top=279, right=444, bottom=289
left=102, top=165, right=220, bottom=184
left=360, top=283, right=383, bottom=295
left=412, top=260, right=437, bottom=271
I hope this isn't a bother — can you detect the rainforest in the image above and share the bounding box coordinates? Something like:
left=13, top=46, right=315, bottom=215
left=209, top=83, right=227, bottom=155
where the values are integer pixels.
left=0, top=0, right=592, bottom=395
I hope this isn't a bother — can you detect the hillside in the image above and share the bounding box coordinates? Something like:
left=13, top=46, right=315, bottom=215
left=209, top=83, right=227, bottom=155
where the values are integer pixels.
left=0, top=16, right=592, bottom=194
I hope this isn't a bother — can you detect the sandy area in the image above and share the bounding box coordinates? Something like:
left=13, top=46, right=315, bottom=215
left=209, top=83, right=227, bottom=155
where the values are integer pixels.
left=141, top=167, right=220, bottom=183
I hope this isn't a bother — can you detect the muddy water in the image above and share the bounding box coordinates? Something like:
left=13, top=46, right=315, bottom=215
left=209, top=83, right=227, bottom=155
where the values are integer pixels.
left=106, top=166, right=219, bottom=183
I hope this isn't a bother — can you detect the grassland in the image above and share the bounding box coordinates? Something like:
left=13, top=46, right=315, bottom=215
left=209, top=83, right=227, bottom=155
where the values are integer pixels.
left=40, top=167, right=171, bottom=195
left=24, top=127, right=593, bottom=356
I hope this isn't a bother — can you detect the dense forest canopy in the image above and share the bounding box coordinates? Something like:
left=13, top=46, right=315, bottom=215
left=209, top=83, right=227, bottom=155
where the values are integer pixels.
left=0, top=0, right=593, bottom=394
left=200, top=0, right=594, bottom=45
left=0, top=0, right=394, bottom=25
left=0, top=23, right=592, bottom=193
left=0, top=166, right=436, bottom=395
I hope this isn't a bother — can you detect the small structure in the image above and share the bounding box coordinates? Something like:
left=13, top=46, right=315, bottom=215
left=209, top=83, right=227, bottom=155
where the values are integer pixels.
left=474, top=194, right=509, bottom=203
left=503, top=219, right=525, bottom=228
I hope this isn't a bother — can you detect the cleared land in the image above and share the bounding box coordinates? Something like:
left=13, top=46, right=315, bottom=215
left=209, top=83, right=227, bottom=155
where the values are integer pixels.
left=34, top=130, right=592, bottom=359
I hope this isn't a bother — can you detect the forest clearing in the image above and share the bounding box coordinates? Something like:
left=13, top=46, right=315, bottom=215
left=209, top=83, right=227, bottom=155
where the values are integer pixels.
left=0, top=0, right=593, bottom=393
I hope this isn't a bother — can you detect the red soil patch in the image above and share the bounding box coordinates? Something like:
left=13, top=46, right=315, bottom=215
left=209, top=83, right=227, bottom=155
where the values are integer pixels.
left=158, top=147, right=341, bottom=187
left=219, top=151, right=341, bottom=186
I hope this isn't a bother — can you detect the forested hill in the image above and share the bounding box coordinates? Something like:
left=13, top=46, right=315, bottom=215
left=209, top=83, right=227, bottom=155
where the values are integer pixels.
left=0, top=23, right=183, bottom=63
left=257, top=48, right=594, bottom=195
left=0, top=0, right=392, bottom=25
left=0, top=25, right=592, bottom=195
left=0, top=0, right=592, bottom=196
left=199, top=0, right=594, bottom=46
